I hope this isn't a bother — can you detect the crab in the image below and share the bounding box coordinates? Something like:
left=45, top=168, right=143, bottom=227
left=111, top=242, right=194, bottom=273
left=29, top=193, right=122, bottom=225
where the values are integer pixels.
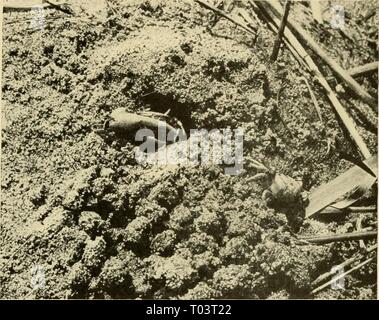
left=248, top=160, right=308, bottom=207
left=94, top=108, right=184, bottom=142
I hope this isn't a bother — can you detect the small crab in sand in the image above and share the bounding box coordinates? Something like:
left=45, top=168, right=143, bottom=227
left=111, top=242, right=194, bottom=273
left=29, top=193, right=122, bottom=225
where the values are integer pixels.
left=247, top=160, right=308, bottom=207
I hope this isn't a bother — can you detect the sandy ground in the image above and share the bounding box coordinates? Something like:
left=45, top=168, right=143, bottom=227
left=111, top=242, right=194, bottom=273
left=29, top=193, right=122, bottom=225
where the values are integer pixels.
left=1, top=0, right=377, bottom=299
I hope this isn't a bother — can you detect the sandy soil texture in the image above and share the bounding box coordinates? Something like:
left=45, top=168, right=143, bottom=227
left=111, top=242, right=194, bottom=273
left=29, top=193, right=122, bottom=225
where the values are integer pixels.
left=1, top=0, right=377, bottom=299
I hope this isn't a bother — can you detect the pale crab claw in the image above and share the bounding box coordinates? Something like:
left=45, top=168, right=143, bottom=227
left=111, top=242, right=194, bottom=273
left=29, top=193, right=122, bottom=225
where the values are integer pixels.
left=247, top=172, right=268, bottom=183
left=247, top=160, right=271, bottom=182
left=249, top=159, right=270, bottom=172
left=300, top=190, right=309, bottom=203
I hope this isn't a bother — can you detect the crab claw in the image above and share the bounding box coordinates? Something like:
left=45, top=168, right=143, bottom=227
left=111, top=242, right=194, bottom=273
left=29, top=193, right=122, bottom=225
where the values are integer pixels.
left=247, top=172, right=268, bottom=183
left=247, top=160, right=272, bottom=182
left=249, top=159, right=269, bottom=172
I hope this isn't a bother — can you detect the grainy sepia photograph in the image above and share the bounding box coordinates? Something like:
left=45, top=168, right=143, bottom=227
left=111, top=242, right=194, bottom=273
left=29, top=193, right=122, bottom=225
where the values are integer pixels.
left=1, top=0, right=378, bottom=301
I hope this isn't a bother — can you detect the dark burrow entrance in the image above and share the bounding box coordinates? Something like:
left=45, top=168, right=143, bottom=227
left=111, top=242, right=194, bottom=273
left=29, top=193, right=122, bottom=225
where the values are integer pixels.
left=139, top=91, right=195, bottom=136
